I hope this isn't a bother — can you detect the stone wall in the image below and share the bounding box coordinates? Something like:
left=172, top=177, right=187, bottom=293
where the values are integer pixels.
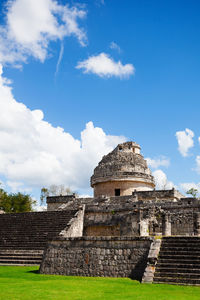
left=84, top=210, right=139, bottom=236
left=40, top=236, right=153, bottom=280
left=46, top=192, right=200, bottom=237
left=47, top=194, right=78, bottom=211
left=171, top=211, right=194, bottom=236
left=46, top=189, right=184, bottom=211
left=59, top=205, right=85, bottom=237
left=93, top=180, right=153, bottom=197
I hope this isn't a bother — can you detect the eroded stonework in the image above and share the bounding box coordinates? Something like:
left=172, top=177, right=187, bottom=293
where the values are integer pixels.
left=91, top=142, right=155, bottom=197
left=41, top=141, right=200, bottom=281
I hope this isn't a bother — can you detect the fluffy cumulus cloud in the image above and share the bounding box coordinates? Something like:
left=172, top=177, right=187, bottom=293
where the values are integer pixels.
left=0, top=0, right=87, bottom=65
left=153, top=170, right=174, bottom=190
left=175, top=128, right=194, bottom=157
left=146, top=156, right=170, bottom=169
left=0, top=65, right=126, bottom=192
left=76, top=53, right=135, bottom=79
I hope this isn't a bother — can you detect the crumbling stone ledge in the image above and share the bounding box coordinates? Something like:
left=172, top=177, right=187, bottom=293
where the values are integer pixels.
left=142, top=238, right=161, bottom=283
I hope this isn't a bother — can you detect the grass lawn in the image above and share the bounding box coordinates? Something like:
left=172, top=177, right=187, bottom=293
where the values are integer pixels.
left=0, top=266, right=200, bottom=300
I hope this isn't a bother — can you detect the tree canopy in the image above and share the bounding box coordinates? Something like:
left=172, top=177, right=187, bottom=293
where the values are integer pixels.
left=0, top=185, right=36, bottom=213
left=186, top=188, right=199, bottom=198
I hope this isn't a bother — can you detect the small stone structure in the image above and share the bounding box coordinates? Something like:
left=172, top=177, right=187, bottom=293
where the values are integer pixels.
left=91, top=142, right=155, bottom=197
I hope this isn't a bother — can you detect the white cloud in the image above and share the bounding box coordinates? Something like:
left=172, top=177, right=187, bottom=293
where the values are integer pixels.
left=146, top=156, right=170, bottom=169
left=175, top=128, right=194, bottom=157
left=76, top=52, right=135, bottom=79
left=180, top=182, right=200, bottom=194
left=110, top=42, right=121, bottom=53
left=78, top=194, right=92, bottom=198
left=55, top=42, right=64, bottom=76
left=153, top=169, right=174, bottom=190
left=33, top=198, right=47, bottom=211
left=0, top=65, right=126, bottom=194
left=6, top=180, right=32, bottom=193
left=0, top=0, right=87, bottom=66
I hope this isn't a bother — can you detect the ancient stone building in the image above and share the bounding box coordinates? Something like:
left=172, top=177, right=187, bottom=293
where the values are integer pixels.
left=91, top=142, right=155, bottom=197
left=1, top=141, right=200, bottom=285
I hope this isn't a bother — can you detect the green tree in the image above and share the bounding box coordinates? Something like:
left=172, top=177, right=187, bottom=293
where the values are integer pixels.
left=0, top=184, right=36, bottom=213
left=186, top=188, right=198, bottom=198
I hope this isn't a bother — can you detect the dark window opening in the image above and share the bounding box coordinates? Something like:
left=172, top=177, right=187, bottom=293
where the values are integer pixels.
left=119, top=146, right=122, bottom=151
left=115, top=189, right=120, bottom=196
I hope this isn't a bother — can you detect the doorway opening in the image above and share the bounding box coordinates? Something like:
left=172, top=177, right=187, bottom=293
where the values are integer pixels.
left=115, top=189, right=120, bottom=196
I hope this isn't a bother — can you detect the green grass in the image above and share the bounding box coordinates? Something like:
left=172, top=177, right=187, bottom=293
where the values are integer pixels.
left=0, top=267, right=200, bottom=300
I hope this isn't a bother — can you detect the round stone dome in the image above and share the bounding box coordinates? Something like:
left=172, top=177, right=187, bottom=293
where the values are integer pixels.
left=91, top=141, right=155, bottom=197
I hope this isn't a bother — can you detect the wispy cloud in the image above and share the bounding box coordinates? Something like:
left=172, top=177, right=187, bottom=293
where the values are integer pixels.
left=110, top=41, right=121, bottom=53
left=55, top=42, right=64, bottom=76
left=76, top=52, right=135, bottom=79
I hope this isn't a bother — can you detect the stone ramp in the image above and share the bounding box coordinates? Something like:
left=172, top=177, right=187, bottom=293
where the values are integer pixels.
left=0, top=210, right=77, bottom=265
left=154, top=237, right=200, bottom=285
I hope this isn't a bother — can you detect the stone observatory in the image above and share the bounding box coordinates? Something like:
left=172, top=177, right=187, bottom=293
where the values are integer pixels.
left=91, top=141, right=155, bottom=197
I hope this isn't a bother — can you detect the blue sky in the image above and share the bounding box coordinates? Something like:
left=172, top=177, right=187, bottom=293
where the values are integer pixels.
left=0, top=0, right=200, bottom=204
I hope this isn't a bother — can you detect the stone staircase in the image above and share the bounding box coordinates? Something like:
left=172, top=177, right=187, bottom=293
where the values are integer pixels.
left=0, top=210, right=77, bottom=265
left=154, top=237, right=200, bottom=285
left=0, top=250, right=43, bottom=265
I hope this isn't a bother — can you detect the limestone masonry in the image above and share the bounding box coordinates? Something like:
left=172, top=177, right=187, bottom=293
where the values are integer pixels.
left=1, top=141, right=200, bottom=285
left=91, top=141, right=155, bottom=197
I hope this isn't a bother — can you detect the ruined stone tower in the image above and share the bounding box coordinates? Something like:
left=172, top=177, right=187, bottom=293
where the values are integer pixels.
left=91, top=141, right=155, bottom=197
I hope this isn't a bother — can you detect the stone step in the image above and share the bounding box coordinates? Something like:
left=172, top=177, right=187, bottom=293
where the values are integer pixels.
left=160, top=246, right=200, bottom=251
left=0, top=250, right=43, bottom=254
left=0, top=263, right=40, bottom=266
left=158, top=258, right=200, bottom=264
left=0, top=247, right=44, bottom=250
left=0, top=255, right=42, bottom=260
left=155, top=267, right=200, bottom=274
left=156, top=262, right=200, bottom=269
left=0, top=210, right=77, bottom=256
left=154, top=237, right=200, bottom=285
left=162, top=237, right=200, bottom=240
left=154, top=276, right=200, bottom=285
left=160, top=250, right=200, bottom=255
left=161, top=243, right=200, bottom=248
left=0, top=260, right=41, bottom=265
left=0, top=252, right=43, bottom=256
left=154, top=272, right=200, bottom=279
left=0, top=230, right=64, bottom=234
left=159, top=254, right=200, bottom=260
left=0, top=243, right=47, bottom=246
